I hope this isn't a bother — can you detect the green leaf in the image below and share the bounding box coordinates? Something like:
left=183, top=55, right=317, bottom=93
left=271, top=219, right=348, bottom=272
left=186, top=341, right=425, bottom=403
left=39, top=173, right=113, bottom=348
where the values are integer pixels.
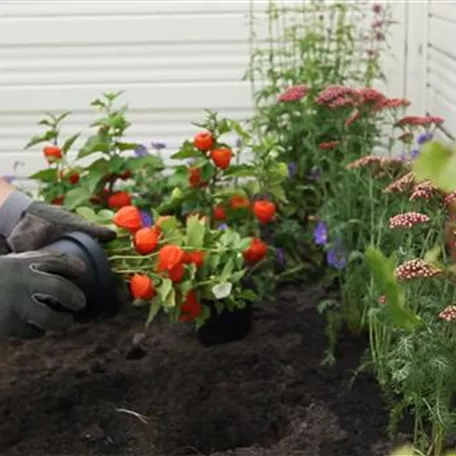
left=127, top=154, right=164, bottom=171
left=157, top=279, right=173, bottom=303
left=24, top=130, right=58, bottom=149
left=219, top=258, right=234, bottom=281
left=29, top=168, right=58, bottom=183
left=64, top=187, right=93, bottom=210
left=195, top=305, right=211, bottom=329
left=107, top=155, right=125, bottom=173
left=117, top=141, right=138, bottom=152
left=146, top=301, right=161, bottom=326
left=171, top=141, right=202, bottom=160
left=62, top=133, right=80, bottom=154
left=240, top=289, right=257, bottom=302
left=75, top=206, right=98, bottom=222
left=186, top=215, right=206, bottom=248
left=224, top=164, right=256, bottom=178
left=364, top=246, right=421, bottom=331
left=78, top=135, right=111, bottom=158
left=413, top=141, right=456, bottom=192
left=96, top=209, right=115, bottom=222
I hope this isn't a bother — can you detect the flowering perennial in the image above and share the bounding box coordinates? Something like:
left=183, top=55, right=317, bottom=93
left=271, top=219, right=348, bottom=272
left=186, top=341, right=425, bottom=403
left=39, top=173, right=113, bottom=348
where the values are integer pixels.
left=439, top=305, right=456, bottom=322
left=395, top=259, right=443, bottom=280
left=389, top=212, right=430, bottom=229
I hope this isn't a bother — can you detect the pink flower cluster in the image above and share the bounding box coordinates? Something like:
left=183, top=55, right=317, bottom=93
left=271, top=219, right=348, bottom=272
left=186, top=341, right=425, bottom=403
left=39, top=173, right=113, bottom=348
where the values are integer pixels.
left=384, top=172, right=415, bottom=194
left=439, top=305, right=456, bottom=322
left=346, top=155, right=381, bottom=170
left=395, top=116, right=444, bottom=128
left=315, top=85, right=354, bottom=105
left=409, top=181, right=438, bottom=201
left=395, top=259, right=443, bottom=280
left=444, top=191, right=456, bottom=207
left=278, top=85, right=310, bottom=102
left=389, top=212, right=430, bottom=229
left=377, top=98, right=411, bottom=111
left=319, top=141, right=340, bottom=150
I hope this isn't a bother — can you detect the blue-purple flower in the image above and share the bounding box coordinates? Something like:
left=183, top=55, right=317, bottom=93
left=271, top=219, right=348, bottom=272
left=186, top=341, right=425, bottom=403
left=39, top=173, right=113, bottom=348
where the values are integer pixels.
left=140, top=210, right=153, bottom=227
left=134, top=144, right=149, bottom=157
left=1, top=175, right=15, bottom=183
left=326, top=238, right=346, bottom=270
left=275, top=247, right=286, bottom=267
left=410, top=149, right=420, bottom=160
left=217, top=223, right=228, bottom=231
left=151, top=142, right=167, bottom=151
left=288, top=162, right=298, bottom=178
left=417, top=132, right=433, bottom=145
left=313, top=221, right=328, bottom=245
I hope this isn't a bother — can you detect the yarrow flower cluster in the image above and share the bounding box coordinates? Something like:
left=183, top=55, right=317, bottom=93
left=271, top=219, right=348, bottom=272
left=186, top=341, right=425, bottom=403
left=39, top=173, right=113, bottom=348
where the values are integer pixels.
left=409, top=181, right=438, bottom=201
left=439, top=305, right=456, bottom=322
left=319, top=141, right=340, bottom=150
left=384, top=172, right=415, bottom=194
left=315, top=85, right=354, bottom=105
left=377, top=97, right=411, bottom=111
left=278, top=85, right=310, bottom=102
left=395, top=259, right=443, bottom=280
left=444, top=191, right=456, bottom=207
left=346, top=155, right=381, bottom=170
left=395, top=116, right=444, bottom=128
left=389, top=212, right=430, bottom=229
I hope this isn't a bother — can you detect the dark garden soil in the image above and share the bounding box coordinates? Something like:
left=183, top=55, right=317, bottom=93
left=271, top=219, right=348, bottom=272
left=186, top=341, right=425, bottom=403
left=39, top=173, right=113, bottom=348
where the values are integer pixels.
left=0, top=284, right=408, bottom=456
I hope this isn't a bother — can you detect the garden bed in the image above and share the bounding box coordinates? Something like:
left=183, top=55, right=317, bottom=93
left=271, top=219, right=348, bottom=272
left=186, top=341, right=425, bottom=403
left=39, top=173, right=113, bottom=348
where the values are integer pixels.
left=0, top=284, right=405, bottom=456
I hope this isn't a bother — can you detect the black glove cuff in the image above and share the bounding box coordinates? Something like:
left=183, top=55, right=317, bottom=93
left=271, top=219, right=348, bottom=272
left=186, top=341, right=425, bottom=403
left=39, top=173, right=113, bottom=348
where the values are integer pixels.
left=0, top=191, right=33, bottom=237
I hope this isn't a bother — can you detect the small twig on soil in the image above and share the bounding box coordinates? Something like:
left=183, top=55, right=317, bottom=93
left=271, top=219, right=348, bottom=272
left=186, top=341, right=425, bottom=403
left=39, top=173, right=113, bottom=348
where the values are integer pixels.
left=115, top=407, right=149, bottom=424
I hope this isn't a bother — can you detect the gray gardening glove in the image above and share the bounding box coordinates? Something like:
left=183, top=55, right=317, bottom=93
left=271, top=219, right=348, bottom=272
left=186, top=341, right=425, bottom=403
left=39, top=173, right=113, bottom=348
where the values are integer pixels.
left=0, top=250, right=87, bottom=339
left=0, top=191, right=116, bottom=253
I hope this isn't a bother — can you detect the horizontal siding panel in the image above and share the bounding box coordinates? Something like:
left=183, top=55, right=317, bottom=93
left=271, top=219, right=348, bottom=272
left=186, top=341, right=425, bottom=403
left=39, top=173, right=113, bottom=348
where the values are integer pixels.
left=0, top=83, right=251, bottom=111
left=429, top=1, right=456, bottom=20
left=428, top=15, right=456, bottom=61
left=427, top=84, right=456, bottom=135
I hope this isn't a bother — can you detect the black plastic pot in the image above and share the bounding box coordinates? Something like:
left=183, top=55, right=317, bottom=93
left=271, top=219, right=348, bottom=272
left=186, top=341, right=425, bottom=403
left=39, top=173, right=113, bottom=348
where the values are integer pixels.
left=45, top=231, right=121, bottom=319
left=197, top=301, right=253, bottom=347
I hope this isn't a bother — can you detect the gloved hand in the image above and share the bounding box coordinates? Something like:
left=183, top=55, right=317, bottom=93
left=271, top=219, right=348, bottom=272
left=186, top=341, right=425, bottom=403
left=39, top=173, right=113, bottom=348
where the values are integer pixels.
left=0, top=191, right=116, bottom=253
left=0, top=250, right=87, bottom=339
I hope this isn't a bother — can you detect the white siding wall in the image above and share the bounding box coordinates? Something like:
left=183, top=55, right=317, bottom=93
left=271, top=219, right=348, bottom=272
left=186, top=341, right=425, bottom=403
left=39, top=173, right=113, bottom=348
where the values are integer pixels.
left=0, top=0, right=407, bottom=178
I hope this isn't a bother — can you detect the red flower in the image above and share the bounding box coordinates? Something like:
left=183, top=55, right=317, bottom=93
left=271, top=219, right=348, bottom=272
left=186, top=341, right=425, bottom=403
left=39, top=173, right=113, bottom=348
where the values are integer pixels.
left=315, top=85, right=354, bottom=105
left=277, top=84, right=309, bottom=102
left=253, top=200, right=276, bottom=224
left=169, top=263, right=185, bottom=283
left=108, top=191, right=132, bottom=209
left=130, top=274, right=155, bottom=300
left=157, top=245, right=185, bottom=272
left=319, top=141, right=340, bottom=150
left=395, top=116, right=444, bottom=128
left=134, top=227, right=159, bottom=255
left=213, top=204, right=227, bottom=221
left=210, top=147, right=233, bottom=170
left=183, top=250, right=205, bottom=268
left=60, top=170, right=80, bottom=184
left=114, top=206, right=143, bottom=232
left=179, top=290, right=203, bottom=321
left=243, top=238, right=268, bottom=264
left=194, top=131, right=214, bottom=152
left=188, top=167, right=203, bottom=188
left=230, top=194, right=250, bottom=210
left=51, top=195, right=65, bottom=206
left=43, top=145, right=62, bottom=163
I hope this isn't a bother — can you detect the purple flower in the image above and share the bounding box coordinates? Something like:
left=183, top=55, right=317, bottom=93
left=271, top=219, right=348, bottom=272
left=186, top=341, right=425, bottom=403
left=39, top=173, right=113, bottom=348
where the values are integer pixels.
left=314, top=221, right=328, bottom=245
left=417, top=132, right=433, bottom=145
left=217, top=223, right=228, bottom=230
left=134, top=144, right=149, bottom=157
left=399, top=151, right=407, bottom=161
left=275, top=247, right=286, bottom=266
left=326, top=238, right=346, bottom=270
left=288, top=162, right=298, bottom=178
left=151, top=142, right=167, bottom=151
left=308, top=167, right=321, bottom=181
left=410, top=149, right=420, bottom=160
left=140, top=210, right=153, bottom=227
left=2, top=175, right=15, bottom=183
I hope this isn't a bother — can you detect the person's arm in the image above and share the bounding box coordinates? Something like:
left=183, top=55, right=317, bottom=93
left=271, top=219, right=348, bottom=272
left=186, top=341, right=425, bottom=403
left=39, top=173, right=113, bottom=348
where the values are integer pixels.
left=0, top=178, right=15, bottom=207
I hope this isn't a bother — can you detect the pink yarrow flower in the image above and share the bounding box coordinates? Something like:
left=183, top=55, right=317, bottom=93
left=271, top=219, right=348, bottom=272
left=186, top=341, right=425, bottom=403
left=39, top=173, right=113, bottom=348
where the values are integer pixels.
left=389, top=212, right=430, bottom=229
left=395, top=259, right=443, bottom=280
left=439, top=305, right=456, bottom=322
left=278, top=85, right=309, bottom=102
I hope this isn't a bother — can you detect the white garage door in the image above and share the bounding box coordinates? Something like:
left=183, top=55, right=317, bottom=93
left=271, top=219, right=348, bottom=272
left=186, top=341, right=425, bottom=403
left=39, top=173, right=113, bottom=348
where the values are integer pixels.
left=0, top=0, right=407, bottom=178
left=0, top=0, right=263, bottom=177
